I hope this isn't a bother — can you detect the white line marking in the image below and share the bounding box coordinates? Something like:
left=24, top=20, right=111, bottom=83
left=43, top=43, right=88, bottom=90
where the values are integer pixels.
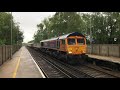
left=26, top=47, right=46, bottom=78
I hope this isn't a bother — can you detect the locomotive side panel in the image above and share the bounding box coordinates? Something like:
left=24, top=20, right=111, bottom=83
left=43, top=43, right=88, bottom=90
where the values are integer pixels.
left=59, top=39, right=67, bottom=52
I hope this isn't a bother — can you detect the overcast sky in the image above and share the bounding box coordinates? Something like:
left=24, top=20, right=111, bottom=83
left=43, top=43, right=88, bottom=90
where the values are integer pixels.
left=12, top=12, right=56, bottom=43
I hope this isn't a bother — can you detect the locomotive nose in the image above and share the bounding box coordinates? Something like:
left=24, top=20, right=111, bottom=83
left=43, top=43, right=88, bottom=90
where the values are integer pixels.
left=75, top=47, right=79, bottom=51
left=68, top=46, right=79, bottom=54
left=68, top=46, right=86, bottom=55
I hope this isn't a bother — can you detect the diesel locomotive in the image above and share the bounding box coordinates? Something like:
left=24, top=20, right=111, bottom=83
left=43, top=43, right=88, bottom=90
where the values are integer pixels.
left=28, top=32, right=88, bottom=64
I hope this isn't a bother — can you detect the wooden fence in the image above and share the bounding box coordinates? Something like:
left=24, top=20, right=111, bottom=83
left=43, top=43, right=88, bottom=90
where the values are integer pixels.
left=0, top=45, right=21, bottom=66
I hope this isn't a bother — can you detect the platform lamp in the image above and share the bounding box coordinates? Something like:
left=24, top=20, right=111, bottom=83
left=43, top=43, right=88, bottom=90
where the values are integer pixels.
left=10, top=12, right=13, bottom=59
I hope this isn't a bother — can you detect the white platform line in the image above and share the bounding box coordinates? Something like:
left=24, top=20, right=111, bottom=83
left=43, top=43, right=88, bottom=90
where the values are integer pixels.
left=26, top=47, right=46, bottom=78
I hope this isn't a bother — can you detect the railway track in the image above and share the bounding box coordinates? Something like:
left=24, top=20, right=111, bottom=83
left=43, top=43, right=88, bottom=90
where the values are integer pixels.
left=64, top=63, right=120, bottom=78
left=27, top=47, right=120, bottom=78
left=27, top=47, right=71, bottom=78
left=44, top=53, right=120, bottom=78
left=41, top=50, right=120, bottom=78
left=27, top=47, right=91, bottom=78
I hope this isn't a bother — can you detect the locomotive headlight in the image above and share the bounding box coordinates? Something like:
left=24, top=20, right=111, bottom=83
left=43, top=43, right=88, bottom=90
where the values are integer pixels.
left=82, top=50, right=85, bottom=53
left=68, top=51, right=72, bottom=54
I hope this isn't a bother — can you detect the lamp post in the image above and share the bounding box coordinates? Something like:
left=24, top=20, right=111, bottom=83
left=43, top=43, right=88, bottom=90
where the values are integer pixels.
left=90, top=15, right=92, bottom=54
left=11, top=12, right=12, bottom=59
left=17, top=22, right=20, bottom=46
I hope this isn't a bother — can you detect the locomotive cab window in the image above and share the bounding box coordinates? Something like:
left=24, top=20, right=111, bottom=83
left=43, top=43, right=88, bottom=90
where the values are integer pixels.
left=41, top=42, right=44, bottom=46
left=68, top=38, right=76, bottom=45
left=57, top=39, right=60, bottom=49
left=77, top=38, right=85, bottom=45
left=62, top=39, right=65, bottom=45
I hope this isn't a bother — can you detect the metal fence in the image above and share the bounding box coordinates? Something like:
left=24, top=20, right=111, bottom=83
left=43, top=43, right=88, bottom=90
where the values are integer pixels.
left=87, top=44, right=120, bottom=58
left=0, top=45, right=21, bottom=66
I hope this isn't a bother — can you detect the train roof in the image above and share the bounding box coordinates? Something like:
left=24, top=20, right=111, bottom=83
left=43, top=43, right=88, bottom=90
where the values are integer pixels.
left=40, top=37, right=58, bottom=42
left=27, top=42, right=34, bottom=44
left=59, top=32, right=85, bottom=39
left=40, top=32, right=85, bottom=42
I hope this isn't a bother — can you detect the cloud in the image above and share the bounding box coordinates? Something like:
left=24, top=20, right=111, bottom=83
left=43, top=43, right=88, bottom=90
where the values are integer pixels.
left=12, top=12, right=55, bottom=43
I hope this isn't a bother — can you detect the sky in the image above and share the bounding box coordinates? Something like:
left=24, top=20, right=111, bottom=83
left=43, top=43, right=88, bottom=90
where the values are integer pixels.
left=12, top=12, right=56, bottom=43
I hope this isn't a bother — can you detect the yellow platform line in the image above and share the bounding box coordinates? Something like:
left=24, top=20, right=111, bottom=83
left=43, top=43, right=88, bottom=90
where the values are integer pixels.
left=12, top=49, right=22, bottom=78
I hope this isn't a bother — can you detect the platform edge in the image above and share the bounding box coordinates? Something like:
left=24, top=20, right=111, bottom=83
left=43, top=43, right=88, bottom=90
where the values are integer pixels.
left=26, top=47, right=46, bottom=78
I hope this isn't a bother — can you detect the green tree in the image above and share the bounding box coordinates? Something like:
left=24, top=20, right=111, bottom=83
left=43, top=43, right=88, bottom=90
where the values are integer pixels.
left=0, top=12, right=24, bottom=45
left=34, top=12, right=120, bottom=44
left=34, top=12, right=85, bottom=43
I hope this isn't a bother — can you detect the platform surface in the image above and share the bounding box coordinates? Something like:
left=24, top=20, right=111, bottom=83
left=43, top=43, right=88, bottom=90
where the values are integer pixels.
left=87, top=54, right=120, bottom=64
left=0, top=46, right=45, bottom=78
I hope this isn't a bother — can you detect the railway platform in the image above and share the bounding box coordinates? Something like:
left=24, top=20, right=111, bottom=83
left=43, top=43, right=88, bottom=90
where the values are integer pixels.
left=87, top=54, right=120, bottom=64
left=0, top=46, right=45, bottom=78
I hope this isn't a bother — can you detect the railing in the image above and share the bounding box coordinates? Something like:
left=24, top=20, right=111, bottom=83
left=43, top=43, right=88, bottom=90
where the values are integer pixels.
left=0, top=45, right=21, bottom=66
left=87, top=44, right=120, bottom=58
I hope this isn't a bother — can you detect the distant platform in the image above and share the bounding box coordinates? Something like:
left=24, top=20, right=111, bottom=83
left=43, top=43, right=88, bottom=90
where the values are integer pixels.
left=87, top=54, right=120, bottom=64
left=0, top=46, right=45, bottom=78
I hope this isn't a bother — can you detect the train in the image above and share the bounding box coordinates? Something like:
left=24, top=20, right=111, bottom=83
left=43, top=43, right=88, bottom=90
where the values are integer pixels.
left=28, top=32, right=88, bottom=64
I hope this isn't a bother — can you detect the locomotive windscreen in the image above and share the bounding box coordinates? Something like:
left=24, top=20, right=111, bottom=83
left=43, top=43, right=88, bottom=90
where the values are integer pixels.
left=68, top=39, right=76, bottom=45
left=77, top=38, right=85, bottom=45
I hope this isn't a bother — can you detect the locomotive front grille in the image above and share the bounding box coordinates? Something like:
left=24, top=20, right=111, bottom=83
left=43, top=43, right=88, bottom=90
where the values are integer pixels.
left=67, top=46, right=86, bottom=55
